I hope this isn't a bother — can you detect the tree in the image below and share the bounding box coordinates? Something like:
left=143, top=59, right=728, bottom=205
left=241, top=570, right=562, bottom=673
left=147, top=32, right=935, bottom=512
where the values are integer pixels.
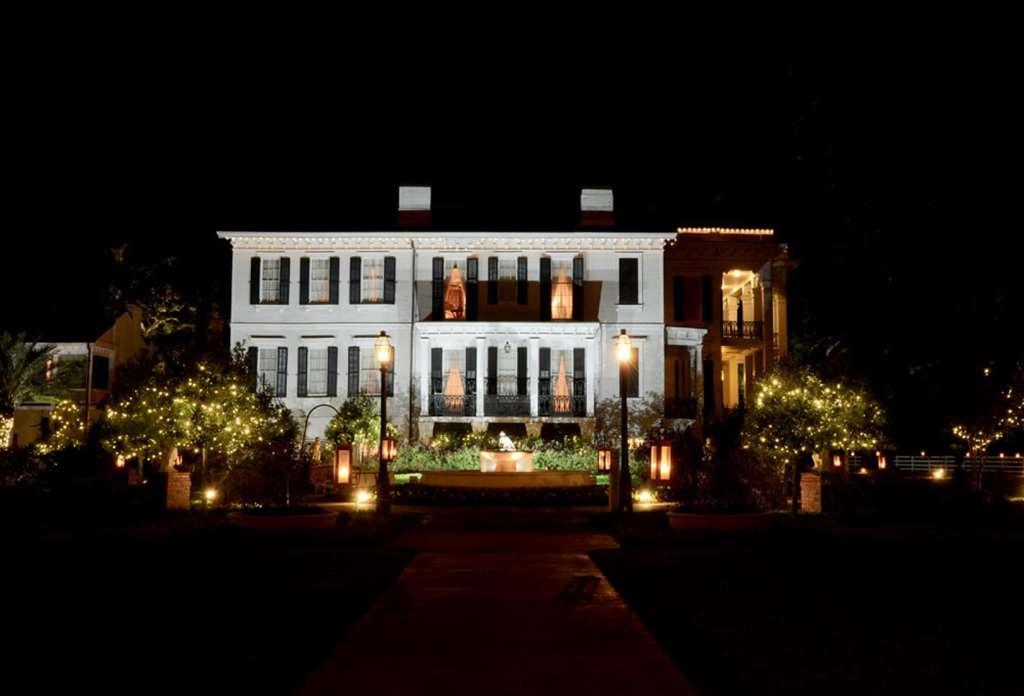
left=953, top=360, right=1024, bottom=454
left=0, top=333, right=55, bottom=448
left=741, top=365, right=885, bottom=513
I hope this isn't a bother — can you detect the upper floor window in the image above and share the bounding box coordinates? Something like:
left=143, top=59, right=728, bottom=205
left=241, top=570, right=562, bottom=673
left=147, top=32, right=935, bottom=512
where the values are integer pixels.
left=262, top=259, right=282, bottom=302
left=618, top=257, right=639, bottom=305
left=310, top=259, right=331, bottom=303
left=444, top=262, right=467, bottom=319
left=349, top=256, right=396, bottom=305
left=551, top=260, right=573, bottom=319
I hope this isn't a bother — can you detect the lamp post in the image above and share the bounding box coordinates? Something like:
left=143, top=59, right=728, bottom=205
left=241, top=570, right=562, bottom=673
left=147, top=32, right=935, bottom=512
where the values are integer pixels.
left=615, top=329, right=633, bottom=513
left=375, top=331, right=394, bottom=515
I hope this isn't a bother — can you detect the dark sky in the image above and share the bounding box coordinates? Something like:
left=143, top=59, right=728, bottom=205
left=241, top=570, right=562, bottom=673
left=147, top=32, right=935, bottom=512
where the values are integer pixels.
left=2, top=38, right=1019, bottom=446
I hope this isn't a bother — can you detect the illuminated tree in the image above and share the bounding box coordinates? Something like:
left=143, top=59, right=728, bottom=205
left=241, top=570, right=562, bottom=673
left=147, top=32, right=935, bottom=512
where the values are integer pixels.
left=37, top=399, right=87, bottom=453
left=1, top=333, right=56, bottom=448
left=742, top=365, right=885, bottom=470
left=953, top=361, right=1024, bottom=453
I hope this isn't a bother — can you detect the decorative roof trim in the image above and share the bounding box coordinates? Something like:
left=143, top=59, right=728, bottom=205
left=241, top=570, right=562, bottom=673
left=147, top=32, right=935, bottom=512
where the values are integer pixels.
left=217, top=231, right=675, bottom=252
left=416, top=321, right=601, bottom=338
left=676, top=227, right=774, bottom=236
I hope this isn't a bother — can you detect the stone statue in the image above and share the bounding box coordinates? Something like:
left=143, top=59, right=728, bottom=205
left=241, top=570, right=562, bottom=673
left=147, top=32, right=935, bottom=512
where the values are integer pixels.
left=498, top=431, right=516, bottom=452
left=312, top=436, right=322, bottom=463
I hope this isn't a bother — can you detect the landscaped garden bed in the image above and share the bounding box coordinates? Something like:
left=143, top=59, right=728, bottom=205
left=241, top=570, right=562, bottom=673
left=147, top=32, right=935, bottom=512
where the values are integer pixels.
left=390, top=482, right=608, bottom=506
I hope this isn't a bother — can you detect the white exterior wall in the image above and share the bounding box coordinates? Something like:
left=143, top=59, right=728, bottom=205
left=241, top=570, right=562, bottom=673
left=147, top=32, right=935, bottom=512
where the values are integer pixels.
left=219, top=231, right=674, bottom=440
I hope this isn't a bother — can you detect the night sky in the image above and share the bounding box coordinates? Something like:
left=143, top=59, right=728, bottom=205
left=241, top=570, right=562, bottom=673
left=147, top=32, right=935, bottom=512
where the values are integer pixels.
left=3, top=42, right=1018, bottom=448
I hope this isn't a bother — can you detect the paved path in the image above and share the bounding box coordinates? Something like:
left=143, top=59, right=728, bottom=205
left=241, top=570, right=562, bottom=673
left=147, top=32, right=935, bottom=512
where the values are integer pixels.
left=300, top=511, right=693, bottom=695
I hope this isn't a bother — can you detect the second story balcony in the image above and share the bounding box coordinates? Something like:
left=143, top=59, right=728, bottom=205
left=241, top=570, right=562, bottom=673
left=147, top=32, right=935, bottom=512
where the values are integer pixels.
left=484, top=376, right=531, bottom=417
left=722, top=319, right=764, bottom=341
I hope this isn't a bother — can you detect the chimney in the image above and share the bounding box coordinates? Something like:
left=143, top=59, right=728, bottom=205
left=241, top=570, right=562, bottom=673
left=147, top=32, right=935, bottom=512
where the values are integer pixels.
left=579, top=188, right=614, bottom=228
left=398, top=185, right=431, bottom=227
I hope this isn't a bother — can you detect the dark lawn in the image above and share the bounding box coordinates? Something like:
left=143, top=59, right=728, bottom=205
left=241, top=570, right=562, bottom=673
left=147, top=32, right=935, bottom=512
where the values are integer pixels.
left=592, top=520, right=1024, bottom=696
left=1, top=519, right=413, bottom=695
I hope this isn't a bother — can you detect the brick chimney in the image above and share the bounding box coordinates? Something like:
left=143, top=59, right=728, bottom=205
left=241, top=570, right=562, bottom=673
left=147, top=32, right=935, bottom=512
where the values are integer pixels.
left=398, top=185, right=431, bottom=227
left=579, top=188, right=614, bottom=227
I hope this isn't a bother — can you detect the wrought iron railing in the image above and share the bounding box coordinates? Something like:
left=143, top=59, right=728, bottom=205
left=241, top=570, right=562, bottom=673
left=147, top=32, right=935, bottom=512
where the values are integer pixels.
left=664, top=397, right=699, bottom=419
left=429, top=393, right=476, bottom=417
left=484, top=377, right=530, bottom=416
left=537, top=377, right=586, bottom=416
left=722, top=320, right=764, bottom=340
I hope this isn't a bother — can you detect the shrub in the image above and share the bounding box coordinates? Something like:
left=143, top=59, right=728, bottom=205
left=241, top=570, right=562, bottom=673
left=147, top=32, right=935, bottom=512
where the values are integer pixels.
left=391, top=445, right=438, bottom=473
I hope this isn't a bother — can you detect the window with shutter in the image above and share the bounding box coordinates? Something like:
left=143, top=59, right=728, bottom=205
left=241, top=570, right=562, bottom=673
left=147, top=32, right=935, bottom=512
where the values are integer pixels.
left=347, top=347, right=360, bottom=396
left=327, top=346, right=338, bottom=397
left=299, top=258, right=310, bottom=305
left=432, top=257, right=444, bottom=318
left=383, top=256, right=396, bottom=304
left=306, top=348, right=329, bottom=396
left=539, top=257, right=552, bottom=320
left=465, top=347, right=477, bottom=395
left=487, top=257, right=498, bottom=305
left=517, top=346, right=528, bottom=395
left=349, top=257, right=361, bottom=304
left=278, top=258, right=290, bottom=304
left=276, top=347, right=288, bottom=397
left=297, top=347, right=309, bottom=397
left=516, top=257, right=528, bottom=305
left=309, top=259, right=331, bottom=303
left=249, top=258, right=261, bottom=304
left=572, top=256, right=584, bottom=320
left=329, top=257, right=340, bottom=304
left=466, top=258, right=479, bottom=320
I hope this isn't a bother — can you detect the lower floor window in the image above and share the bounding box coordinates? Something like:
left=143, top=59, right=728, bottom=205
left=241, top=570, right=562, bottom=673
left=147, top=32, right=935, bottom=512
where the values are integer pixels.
left=307, top=347, right=328, bottom=396
left=258, top=349, right=278, bottom=394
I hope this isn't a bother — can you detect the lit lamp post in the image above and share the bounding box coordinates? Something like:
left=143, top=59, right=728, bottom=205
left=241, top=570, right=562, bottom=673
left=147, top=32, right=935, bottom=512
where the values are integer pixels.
left=615, top=329, right=633, bottom=513
left=375, top=331, right=394, bottom=515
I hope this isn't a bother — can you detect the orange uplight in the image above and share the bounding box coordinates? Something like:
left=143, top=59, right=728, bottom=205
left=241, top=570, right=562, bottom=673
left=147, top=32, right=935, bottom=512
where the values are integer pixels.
left=334, top=445, right=352, bottom=485
left=597, top=448, right=614, bottom=472
left=380, top=438, right=397, bottom=463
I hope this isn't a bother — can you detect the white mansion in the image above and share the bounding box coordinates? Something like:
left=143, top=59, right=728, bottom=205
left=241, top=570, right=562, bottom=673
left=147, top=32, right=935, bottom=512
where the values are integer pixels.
left=218, top=187, right=789, bottom=443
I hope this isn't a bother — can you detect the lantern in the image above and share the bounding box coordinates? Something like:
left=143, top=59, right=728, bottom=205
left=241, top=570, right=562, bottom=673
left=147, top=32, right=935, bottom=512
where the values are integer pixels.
left=334, top=444, right=352, bottom=485
left=597, top=447, right=615, bottom=472
left=649, top=440, right=672, bottom=483
left=375, top=331, right=394, bottom=367
left=615, top=329, right=632, bottom=363
left=875, top=450, right=888, bottom=471
left=380, top=438, right=397, bottom=463
left=830, top=450, right=846, bottom=469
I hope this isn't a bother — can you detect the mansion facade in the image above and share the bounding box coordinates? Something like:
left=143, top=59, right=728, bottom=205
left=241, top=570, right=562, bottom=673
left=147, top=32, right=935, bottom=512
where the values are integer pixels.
left=218, top=188, right=791, bottom=443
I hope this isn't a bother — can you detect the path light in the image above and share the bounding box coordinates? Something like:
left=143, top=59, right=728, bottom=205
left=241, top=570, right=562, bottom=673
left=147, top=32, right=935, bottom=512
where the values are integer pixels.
left=636, top=489, right=655, bottom=505
left=597, top=447, right=615, bottom=472
left=355, top=489, right=374, bottom=509
left=931, top=468, right=946, bottom=480
left=334, top=444, right=352, bottom=485
left=649, top=439, right=672, bottom=483
left=204, top=488, right=218, bottom=502
left=380, top=438, right=397, bottom=463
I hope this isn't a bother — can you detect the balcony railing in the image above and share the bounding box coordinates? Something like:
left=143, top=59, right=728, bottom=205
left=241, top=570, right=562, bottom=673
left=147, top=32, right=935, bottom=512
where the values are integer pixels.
left=722, top=320, right=764, bottom=340
left=484, top=377, right=530, bottom=416
left=664, top=397, right=699, bottom=419
left=429, top=393, right=476, bottom=417
left=538, top=378, right=587, bottom=417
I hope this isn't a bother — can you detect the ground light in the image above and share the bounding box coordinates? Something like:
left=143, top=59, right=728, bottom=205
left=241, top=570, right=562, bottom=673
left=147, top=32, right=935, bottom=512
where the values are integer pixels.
left=931, top=468, right=946, bottom=480
left=355, top=489, right=374, bottom=510
left=204, top=488, right=218, bottom=502
left=635, top=489, right=655, bottom=505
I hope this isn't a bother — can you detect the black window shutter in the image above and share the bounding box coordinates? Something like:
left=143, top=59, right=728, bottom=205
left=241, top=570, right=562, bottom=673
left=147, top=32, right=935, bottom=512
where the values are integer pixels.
left=276, top=347, right=288, bottom=397
left=487, top=347, right=497, bottom=394
left=249, top=258, right=260, bottom=304
left=431, top=348, right=442, bottom=395
left=384, top=256, right=396, bottom=304
left=619, top=258, right=638, bottom=305
left=487, top=257, right=498, bottom=305
left=701, top=275, right=713, bottom=322
left=329, top=257, right=340, bottom=304
left=517, top=346, right=528, bottom=395
left=673, top=276, right=685, bottom=321
left=465, top=347, right=477, bottom=395
left=347, top=347, right=360, bottom=396
left=246, top=346, right=258, bottom=391
left=466, top=258, right=479, bottom=320
left=279, top=258, right=290, bottom=304
left=573, top=348, right=585, bottom=400
left=432, top=257, right=444, bottom=319
left=299, top=258, right=310, bottom=305
left=539, top=348, right=551, bottom=396
left=627, top=347, right=640, bottom=398
left=572, top=256, right=584, bottom=320
left=327, top=346, right=338, bottom=397
left=539, top=257, right=551, bottom=320
left=516, top=257, right=528, bottom=305
left=349, top=257, right=362, bottom=304
left=384, top=350, right=395, bottom=396
left=297, top=347, right=308, bottom=397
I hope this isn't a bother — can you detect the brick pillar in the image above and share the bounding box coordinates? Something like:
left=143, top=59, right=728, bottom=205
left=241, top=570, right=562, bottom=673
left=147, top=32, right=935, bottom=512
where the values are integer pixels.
left=800, top=471, right=822, bottom=514
left=166, top=472, right=191, bottom=511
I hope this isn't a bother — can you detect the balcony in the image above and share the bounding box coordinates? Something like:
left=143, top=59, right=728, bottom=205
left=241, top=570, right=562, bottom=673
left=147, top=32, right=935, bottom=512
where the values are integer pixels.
left=484, top=377, right=530, bottom=416
left=429, top=393, right=476, bottom=417
left=722, top=320, right=763, bottom=340
left=664, top=397, right=699, bottom=419
left=538, top=377, right=586, bottom=417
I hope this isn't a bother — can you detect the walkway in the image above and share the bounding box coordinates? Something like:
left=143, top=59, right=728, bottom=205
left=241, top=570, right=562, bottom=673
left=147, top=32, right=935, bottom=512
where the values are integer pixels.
left=300, top=509, right=693, bottom=695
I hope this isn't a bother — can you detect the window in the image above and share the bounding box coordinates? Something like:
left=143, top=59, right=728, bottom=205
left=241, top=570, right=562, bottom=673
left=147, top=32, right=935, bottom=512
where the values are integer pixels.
left=310, top=259, right=330, bottom=303
left=362, top=258, right=385, bottom=303
left=619, top=258, right=639, bottom=305
left=551, top=260, right=573, bottom=319
left=307, top=348, right=328, bottom=396
left=498, top=258, right=517, bottom=302
left=258, top=349, right=278, bottom=394
left=358, top=346, right=395, bottom=396
left=443, top=260, right=467, bottom=319
left=261, top=259, right=282, bottom=302
left=91, top=355, right=110, bottom=390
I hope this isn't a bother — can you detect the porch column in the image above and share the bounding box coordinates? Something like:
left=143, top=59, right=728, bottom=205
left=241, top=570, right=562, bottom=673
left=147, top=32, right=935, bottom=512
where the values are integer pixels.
left=687, top=346, right=699, bottom=398
left=475, top=336, right=486, bottom=417
left=761, top=264, right=775, bottom=367
left=419, top=336, right=430, bottom=416
left=529, top=336, right=539, bottom=417
left=586, top=335, right=596, bottom=416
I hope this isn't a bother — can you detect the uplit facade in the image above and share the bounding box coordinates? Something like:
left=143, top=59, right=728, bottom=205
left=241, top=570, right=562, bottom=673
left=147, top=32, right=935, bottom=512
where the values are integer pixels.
left=218, top=188, right=673, bottom=443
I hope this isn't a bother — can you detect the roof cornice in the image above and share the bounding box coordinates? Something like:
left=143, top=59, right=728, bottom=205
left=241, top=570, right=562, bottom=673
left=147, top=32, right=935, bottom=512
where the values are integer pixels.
left=216, top=230, right=676, bottom=251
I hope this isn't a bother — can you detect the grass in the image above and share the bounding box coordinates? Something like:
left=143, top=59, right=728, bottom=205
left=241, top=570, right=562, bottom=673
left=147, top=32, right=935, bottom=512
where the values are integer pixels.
left=1, top=519, right=413, bottom=694
left=592, top=517, right=1024, bottom=695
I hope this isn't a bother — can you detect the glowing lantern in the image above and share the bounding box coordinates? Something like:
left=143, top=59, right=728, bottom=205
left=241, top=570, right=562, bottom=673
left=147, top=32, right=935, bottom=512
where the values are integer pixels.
left=115, top=454, right=126, bottom=469
left=831, top=450, right=845, bottom=469
left=334, top=444, right=352, bottom=485
left=649, top=440, right=672, bottom=482
left=876, top=451, right=887, bottom=470
left=597, top=447, right=615, bottom=472
left=380, top=438, right=397, bottom=463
